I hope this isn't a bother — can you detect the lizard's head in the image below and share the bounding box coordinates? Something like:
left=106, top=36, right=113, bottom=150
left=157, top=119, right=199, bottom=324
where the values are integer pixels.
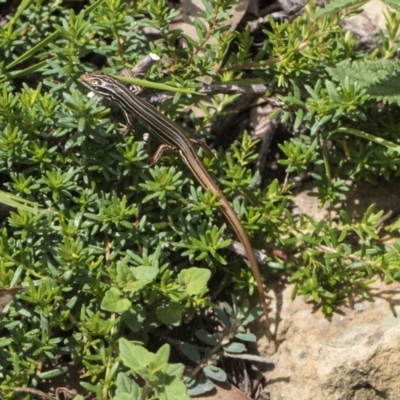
left=81, top=71, right=107, bottom=89
left=80, top=72, right=123, bottom=97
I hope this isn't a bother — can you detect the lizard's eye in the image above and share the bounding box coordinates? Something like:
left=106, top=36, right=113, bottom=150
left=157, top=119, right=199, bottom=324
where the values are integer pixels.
left=92, top=78, right=102, bottom=87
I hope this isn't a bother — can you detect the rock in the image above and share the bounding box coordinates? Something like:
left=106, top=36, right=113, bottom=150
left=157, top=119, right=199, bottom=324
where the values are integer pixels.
left=261, top=280, right=400, bottom=400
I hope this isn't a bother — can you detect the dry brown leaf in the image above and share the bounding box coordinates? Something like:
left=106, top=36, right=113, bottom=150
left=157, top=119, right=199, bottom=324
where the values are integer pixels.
left=0, top=286, right=22, bottom=314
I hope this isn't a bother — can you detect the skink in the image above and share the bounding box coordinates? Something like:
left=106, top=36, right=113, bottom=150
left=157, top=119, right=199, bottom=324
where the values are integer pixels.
left=80, top=71, right=271, bottom=337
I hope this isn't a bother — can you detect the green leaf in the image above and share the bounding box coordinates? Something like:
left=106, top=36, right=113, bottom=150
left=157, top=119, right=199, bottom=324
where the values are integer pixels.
left=234, top=332, right=256, bottom=342
left=203, top=365, right=227, bottom=382
left=38, top=366, right=68, bottom=379
left=178, top=267, right=211, bottom=295
left=119, top=338, right=150, bottom=372
left=385, top=0, right=400, bottom=11
left=131, top=266, right=159, bottom=283
left=195, top=329, right=217, bottom=346
left=194, top=18, right=207, bottom=41
left=123, top=266, right=159, bottom=293
left=116, top=263, right=133, bottom=285
left=214, top=306, right=231, bottom=326
left=149, top=343, right=170, bottom=375
left=223, top=342, right=246, bottom=353
left=0, top=191, right=49, bottom=213
left=329, top=127, right=400, bottom=155
left=5, top=0, right=106, bottom=70
left=112, top=75, right=204, bottom=96
left=156, top=363, right=190, bottom=400
left=241, top=306, right=263, bottom=325
left=327, top=59, right=400, bottom=104
left=101, top=288, right=132, bottom=314
left=121, top=308, right=146, bottom=332
left=113, top=394, right=135, bottom=400
left=156, top=302, right=184, bottom=325
left=115, top=372, right=141, bottom=395
left=180, top=343, right=201, bottom=363
left=186, top=377, right=214, bottom=397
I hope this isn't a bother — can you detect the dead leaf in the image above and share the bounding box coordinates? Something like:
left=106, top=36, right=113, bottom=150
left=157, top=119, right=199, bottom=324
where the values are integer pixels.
left=0, top=286, right=22, bottom=313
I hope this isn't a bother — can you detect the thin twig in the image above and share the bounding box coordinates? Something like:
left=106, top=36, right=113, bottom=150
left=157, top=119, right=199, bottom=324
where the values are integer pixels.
left=123, top=53, right=160, bottom=78
left=223, top=351, right=278, bottom=365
